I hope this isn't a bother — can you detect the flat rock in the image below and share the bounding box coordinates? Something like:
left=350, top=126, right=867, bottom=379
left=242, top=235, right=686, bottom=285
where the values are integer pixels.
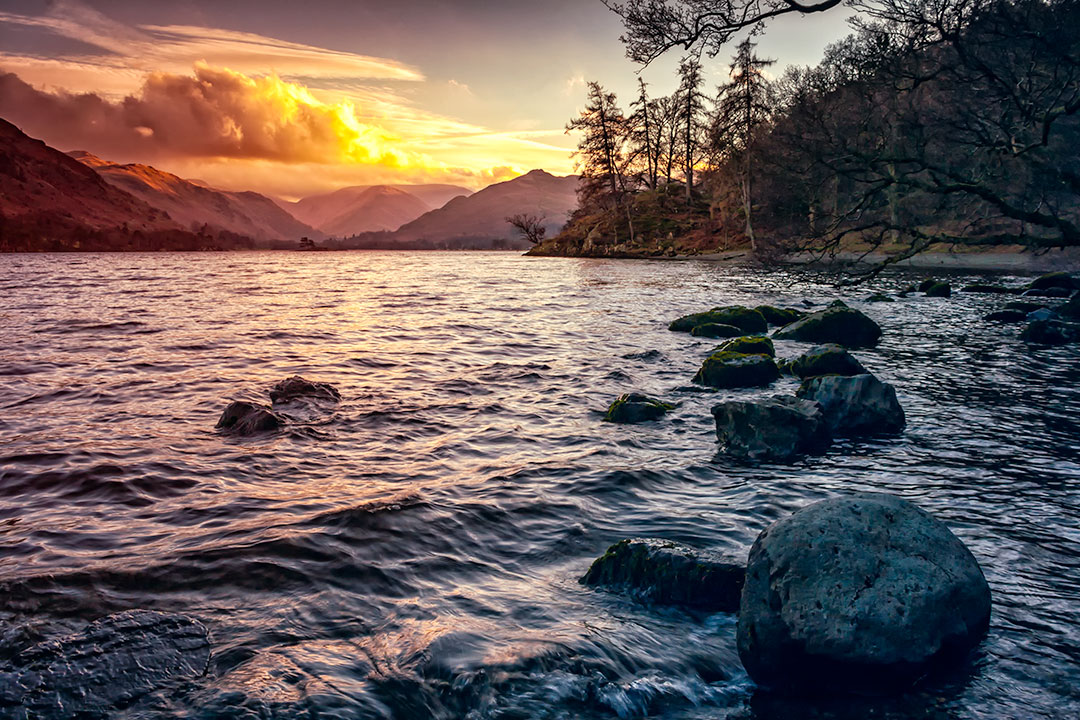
left=269, top=376, right=341, bottom=404
left=773, top=306, right=882, bottom=348
left=1022, top=287, right=1073, bottom=298
left=789, top=344, right=867, bottom=379
left=984, top=309, right=1028, bottom=323
left=693, top=351, right=780, bottom=389
left=711, top=396, right=831, bottom=461
left=961, top=284, right=1021, bottom=294
left=737, top=493, right=992, bottom=694
left=603, top=393, right=673, bottom=423
left=3, top=610, right=211, bottom=718
left=215, top=400, right=282, bottom=435
left=796, top=374, right=905, bottom=436
left=581, top=538, right=745, bottom=612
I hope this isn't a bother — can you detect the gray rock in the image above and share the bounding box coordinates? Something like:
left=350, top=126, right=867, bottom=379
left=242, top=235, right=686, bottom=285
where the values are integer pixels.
left=789, top=344, right=867, bottom=379
left=1026, top=308, right=1056, bottom=322
left=693, top=351, right=780, bottom=389
left=773, top=306, right=882, bottom=348
left=269, top=375, right=341, bottom=404
left=711, top=396, right=831, bottom=461
left=603, top=393, right=673, bottom=423
left=796, top=374, right=905, bottom=436
left=215, top=400, right=282, bottom=434
left=670, top=306, right=768, bottom=334
left=4, top=610, right=211, bottom=718
left=737, top=493, right=992, bottom=694
left=581, top=538, right=744, bottom=612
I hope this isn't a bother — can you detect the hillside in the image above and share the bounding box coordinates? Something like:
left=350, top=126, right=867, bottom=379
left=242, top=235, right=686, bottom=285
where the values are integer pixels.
left=320, top=186, right=432, bottom=236
left=0, top=119, right=235, bottom=252
left=69, top=151, right=320, bottom=244
left=289, top=183, right=471, bottom=235
left=374, top=170, right=579, bottom=249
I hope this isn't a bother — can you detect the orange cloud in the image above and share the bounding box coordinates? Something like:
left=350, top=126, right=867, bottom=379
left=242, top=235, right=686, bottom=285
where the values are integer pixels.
left=0, top=64, right=418, bottom=166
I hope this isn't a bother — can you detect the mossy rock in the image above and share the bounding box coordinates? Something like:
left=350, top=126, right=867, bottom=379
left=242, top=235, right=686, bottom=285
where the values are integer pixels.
left=690, top=322, right=744, bottom=339
left=694, top=351, right=780, bottom=389
left=924, top=281, right=952, bottom=298
left=917, top=278, right=938, bottom=293
left=603, top=393, right=674, bottom=423
left=581, top=537, right=744, bottom=612
left=669, top=306, right=767, bottom=334
left=789, top=344, right=867, bottom=379
left=865, top=293, right=894, bottom=302
left=1028, top=271, right=1080, bottom=291
left=755, top=305, right=804, bottom=326
left=716, top=335, right=775, bottom=357
left=773, top=306, right=882, bottom=348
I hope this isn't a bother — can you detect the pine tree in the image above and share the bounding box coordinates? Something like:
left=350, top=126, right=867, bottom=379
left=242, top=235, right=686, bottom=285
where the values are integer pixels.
left=676, top=58, right=708, bottom=204
left=714, top=39, right=775, bottom=251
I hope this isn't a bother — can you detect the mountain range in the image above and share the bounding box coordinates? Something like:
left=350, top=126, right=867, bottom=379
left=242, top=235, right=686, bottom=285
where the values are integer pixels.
left=0, top=118, right=579, bottom=252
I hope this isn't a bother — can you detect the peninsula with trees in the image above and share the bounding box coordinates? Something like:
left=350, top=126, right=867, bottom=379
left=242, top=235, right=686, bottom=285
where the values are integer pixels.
left=528, top=0, right=1080, bottom=267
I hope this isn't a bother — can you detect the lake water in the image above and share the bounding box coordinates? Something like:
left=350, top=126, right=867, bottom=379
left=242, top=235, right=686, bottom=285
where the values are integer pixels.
left=1, top=251, right=1078, bottom=719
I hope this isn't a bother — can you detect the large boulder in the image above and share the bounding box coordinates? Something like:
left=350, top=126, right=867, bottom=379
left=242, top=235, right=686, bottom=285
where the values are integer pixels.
left=754, top=305, right=804, bottom=326
left=603, top=393, right=673, bottom=423
left=269, top=376, right=341, bottom=404
left=711, top=396, right=831, bottom=461
left=215, top=401, right=282, bottom=434
left=1028, top=271, right=1080, bottom=292
left=774, top=305, right=882, bottom=348
left=2, top=610, right=211, bottom=718
left=694, top=351, right=780, bottom=389
left=737, top=493, right=992, bottom=695
left=1021, top=319, right=1080, bottom=345
left=789, top=344, right=867, bottom=379
left=716, top=336, right=775, bottom=357
left=670, top=306, right=768, bottom=334
left=796, top=374, right=905, bottom=436
left=690, top=323, right=743, bottom=339
left=581, top=538, right=744, bottom=612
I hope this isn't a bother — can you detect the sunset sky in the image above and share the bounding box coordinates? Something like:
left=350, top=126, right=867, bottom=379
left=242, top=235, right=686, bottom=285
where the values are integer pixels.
left=0, top=0, right=852, bottom=199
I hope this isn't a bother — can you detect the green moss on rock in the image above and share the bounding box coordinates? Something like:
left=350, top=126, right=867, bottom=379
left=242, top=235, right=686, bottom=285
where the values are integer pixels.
left=716, top=336, right=775, bottom=357
left=773, top=306, right=882, bottom=348
left=690, top=323, right=744, bottom=338
left=694, top=351, right=780, bottom=389
left=603, top=393, right=674, bottom=423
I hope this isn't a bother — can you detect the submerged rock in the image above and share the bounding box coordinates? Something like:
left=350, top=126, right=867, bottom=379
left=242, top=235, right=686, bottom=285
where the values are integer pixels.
left=711, top=396, right=831, bottom=461
left=715, top=336, right=775, bottom=357
left=693, top=351, right=780, bottom=389
left=796, top=374, right=905, bottom=436
left=984, top=309, right=1028, bottom=323
left=670, top=306, right=768, bottom=334
left=690, top=322, right=744, bottom=339
left=1023, top=287, right=1073, bottom=298
left=215, top=401, right=282, bottom=435
left=1004, top=301, right=1047, bottom=313
left=581, top=538, right=744, bottom=612
left=1059, top=295, right=1080, bottom=321
left=603, top=393, right=674, bottom=423
left=924, top=281, right=952, bottom=298
left=1021, top=319, right=1080, bottom=345
left=269, top=375, right=341, bottom=404
left=864, top=293, right=894, bottom=303
left=755, top=305, right=804, bottom=326
left=4, top=610, right=211, bottom=718
left=961, top=283, right=1021, bottom=294
left=788, top=344, right=867, bottom=379
left=737, top=493, right=992, bottom=695
left=773, top=306, right=882, bottom=348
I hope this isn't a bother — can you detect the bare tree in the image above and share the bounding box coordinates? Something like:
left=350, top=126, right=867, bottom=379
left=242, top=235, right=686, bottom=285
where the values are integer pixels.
left=506, top=213, right=547, bottom=245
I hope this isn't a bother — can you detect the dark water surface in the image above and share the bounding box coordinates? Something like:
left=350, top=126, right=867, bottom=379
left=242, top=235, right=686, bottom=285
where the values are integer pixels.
left=1, top=251, right=1078, bottom=719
